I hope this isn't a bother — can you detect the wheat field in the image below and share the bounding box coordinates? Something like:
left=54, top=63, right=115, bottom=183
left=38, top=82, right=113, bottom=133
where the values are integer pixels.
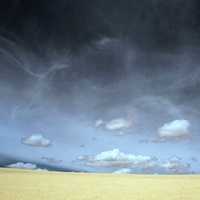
left=0, top=168, right=200, bottom=200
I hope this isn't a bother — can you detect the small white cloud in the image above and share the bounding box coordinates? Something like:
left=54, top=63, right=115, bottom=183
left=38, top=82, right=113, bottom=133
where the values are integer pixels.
left=22, top=134, right=51, bottom=147
left=95, top=119, right=104, bottom=128
left=105, top=118, right=133, bottom=131
left=86, top=149, right=156, bottom=169
left=7, top=162, right=37, bottom=170
left=158, top=120, right=191, bottom=140
left=113, top=168, right=132, bottom=174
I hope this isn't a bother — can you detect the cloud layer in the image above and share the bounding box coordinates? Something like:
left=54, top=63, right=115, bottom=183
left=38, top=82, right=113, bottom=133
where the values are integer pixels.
left=7, top=162, right=37, bottom=170
left=161, top=160, right=190, bottom=174
left=78, top=149, right=192, bottom=174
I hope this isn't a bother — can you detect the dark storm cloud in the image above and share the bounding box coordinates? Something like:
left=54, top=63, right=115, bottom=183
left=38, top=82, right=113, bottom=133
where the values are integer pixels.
left=1, top=0, right=200, bottom=84
left=0, top=0, right=200, bottom=51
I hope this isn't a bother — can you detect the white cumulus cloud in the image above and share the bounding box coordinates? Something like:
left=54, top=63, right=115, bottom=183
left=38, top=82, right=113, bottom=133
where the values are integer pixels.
left=158, top=120, right=191, bottom=140
left=21, top=134, right=51, bottom=147
left=86, top=149, right=156, bottom=169
left=105, top=118, right=133, bottom=131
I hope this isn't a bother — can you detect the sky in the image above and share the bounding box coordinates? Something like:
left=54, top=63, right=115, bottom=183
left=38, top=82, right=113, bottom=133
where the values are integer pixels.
left=0, top=0, right=200, bottom=174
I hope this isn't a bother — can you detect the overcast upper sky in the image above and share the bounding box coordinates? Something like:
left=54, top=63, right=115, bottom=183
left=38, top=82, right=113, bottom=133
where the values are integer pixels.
left=0, top=0, right=200, bottom=173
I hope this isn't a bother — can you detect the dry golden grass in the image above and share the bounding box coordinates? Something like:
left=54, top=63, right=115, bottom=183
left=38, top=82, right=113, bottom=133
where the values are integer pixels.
left=0, top=168, right=200, bottom=200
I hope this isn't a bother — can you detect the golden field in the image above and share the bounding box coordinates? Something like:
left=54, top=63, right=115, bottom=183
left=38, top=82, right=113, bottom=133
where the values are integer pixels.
left=0, top=168, right=200, bottom=200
